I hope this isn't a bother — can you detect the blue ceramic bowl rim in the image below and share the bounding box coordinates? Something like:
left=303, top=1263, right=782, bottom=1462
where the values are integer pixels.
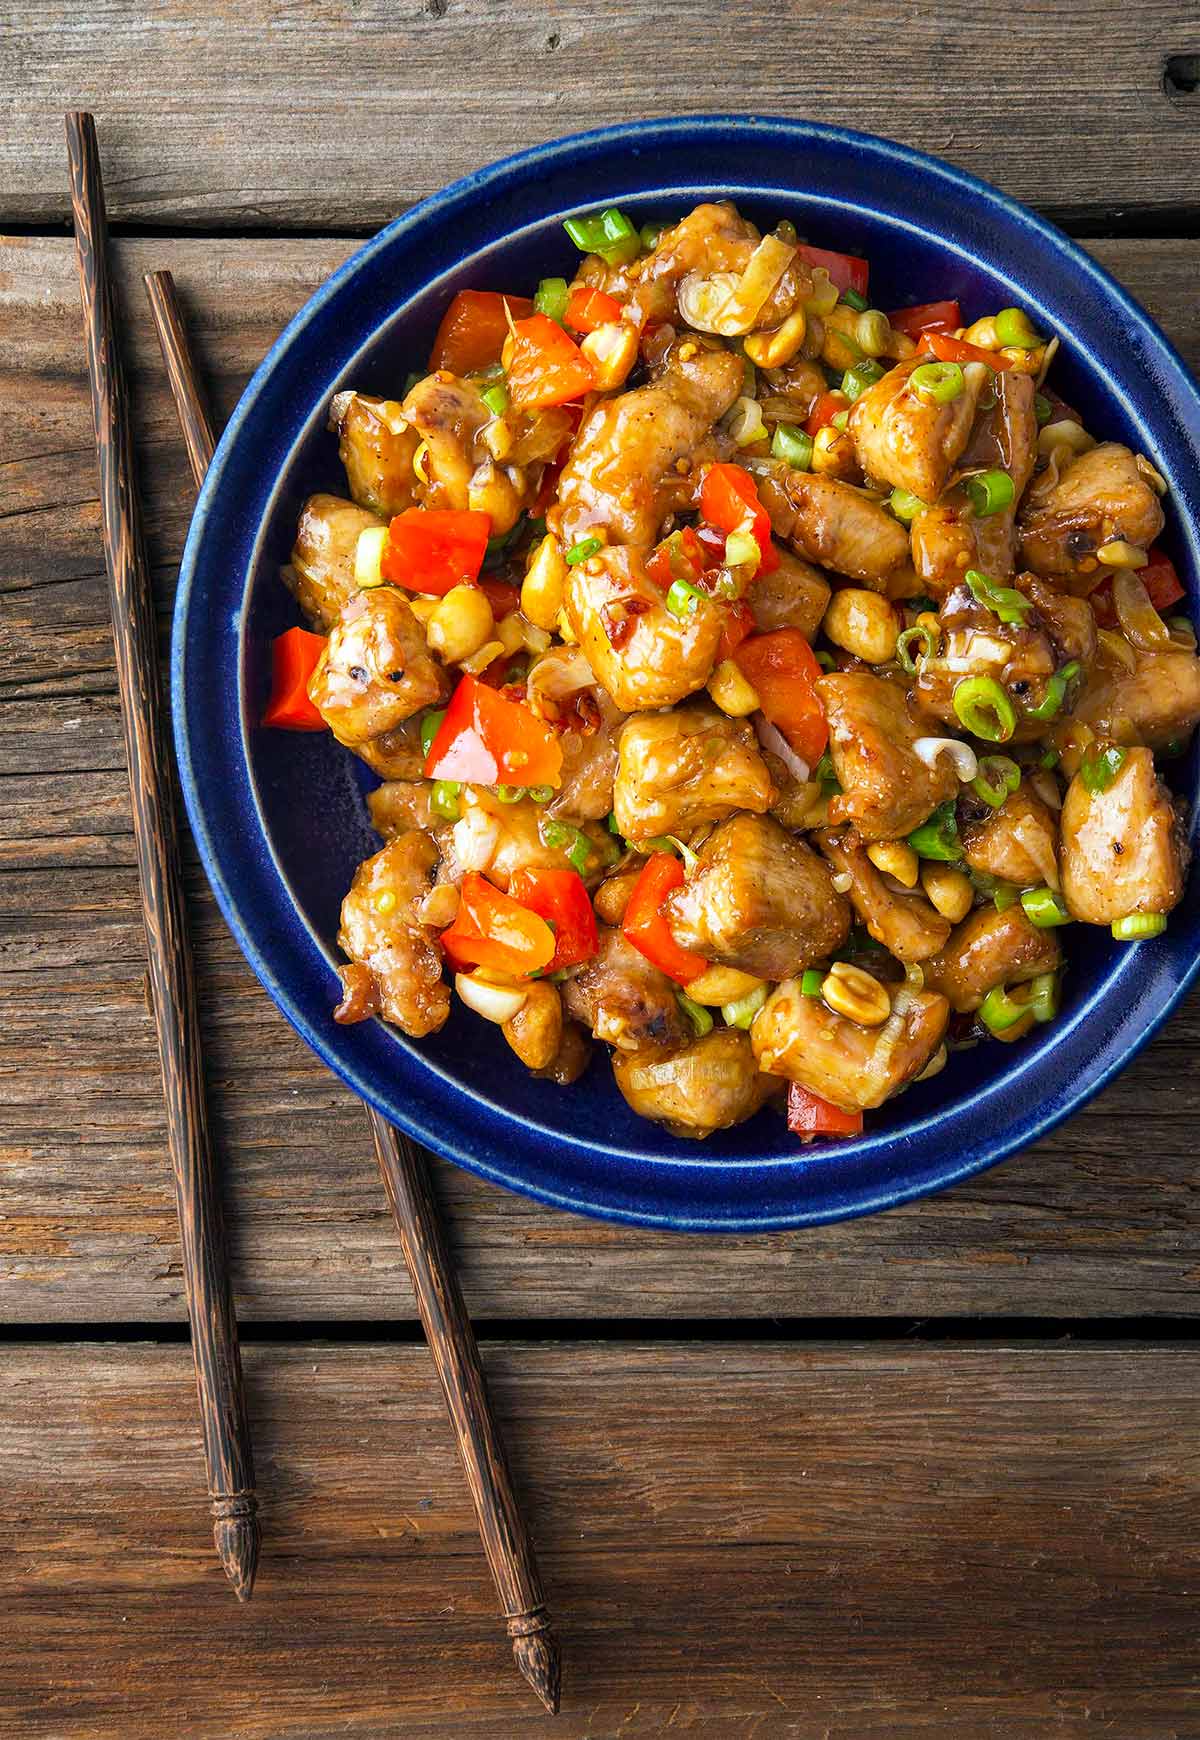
left=173, top=113, right=1200, bottom=1232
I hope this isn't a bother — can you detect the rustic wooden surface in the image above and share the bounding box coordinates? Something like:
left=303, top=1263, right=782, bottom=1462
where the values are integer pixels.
left=3, top=2, right=1200, bottom=1731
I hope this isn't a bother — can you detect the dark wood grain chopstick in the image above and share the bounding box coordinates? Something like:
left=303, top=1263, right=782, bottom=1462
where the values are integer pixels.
left=143, top=268, right=561, bottom=1715
left=63, top=115, right=260, bottom=1602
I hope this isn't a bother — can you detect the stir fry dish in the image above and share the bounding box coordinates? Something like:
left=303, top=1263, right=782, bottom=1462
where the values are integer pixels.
left=265, top=200, right=1197, bottom=1143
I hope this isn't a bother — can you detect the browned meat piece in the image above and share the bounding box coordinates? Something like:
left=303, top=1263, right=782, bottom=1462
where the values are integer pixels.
left=748, top=546, right=831, bottom=640
left=367, top=779, right=434, bottom=838
left=566, top=545, right=723, bottom=711
left=1019, top=443, right=1165, bottom=579
left=1060, top=747, right=1188, bottom=925
left=1075, top=647, right=1200, bottom=750
left=623, top=201, right=761, bottom=326
left=817, top=829, right=951, bottom=962
left=336, top=832, right=450, bottom=1036
left=960, top=785, right=1061, bottom=890
left=436, top=791, right=615, bottom=892
left=909, top=502, right=976, bottom=598
left=914, top=580, right=1081, bottom=744
left=401, top=370, right=525, bottom=534
left=664, top=814, right=850, bottom=978
left=287, top=492, right=383, bottom=631
left=552, top=345, right=743, bottom=547
left=328, top=390, right=420, bottom=518
left=613, top=1029, right=778, bottom=1139
left=759, top=467, right=909, bottom=587
left=563, top=926, right=690, bottom=1052
left=817, top=671, right=960, bottom=841
left=751, top=981, right=948, bottom=1112
left=309, top=588, right=449, bottom=748
left=911, top=371, right=1037, bottom=591
left=354, top=714, right=429, bottom=781
left=612, top=707, right=773, bottom=843
left=922, top=905, right=1062, bottom=1013
left=758, top=357, right=827, bottom=426
left=848, top=357, right=985, bottom=501
left=1015, top=573, right=1097, bottom=669
left=533, top=1020, right=593, bottom=1085
left=547, top=686, right=627, bottom=821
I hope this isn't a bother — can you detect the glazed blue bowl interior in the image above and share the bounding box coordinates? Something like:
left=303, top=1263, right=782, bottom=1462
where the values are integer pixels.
left=174, top=116, right=1200, bottom=1231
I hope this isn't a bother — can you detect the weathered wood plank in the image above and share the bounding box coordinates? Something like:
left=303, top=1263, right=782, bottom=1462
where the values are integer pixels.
left=4, top=234, right=1200, bottom=1323
left=2, top=1340, right=1196, bottom=1738
left=3, top=2, right=1200, bottom=229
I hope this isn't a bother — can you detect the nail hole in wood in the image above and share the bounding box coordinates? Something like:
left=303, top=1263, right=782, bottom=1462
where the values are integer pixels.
left=1164, top=54, right=1200, bottom=106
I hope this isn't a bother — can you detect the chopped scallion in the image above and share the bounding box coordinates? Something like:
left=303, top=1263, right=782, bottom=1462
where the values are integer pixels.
left=1023, top=660, right=1082, bottom=724
left=676, top=992, right=714, bottom=1038
left=953, top=675, right=1017, bottom=742
left=971, top=755, right=1021, bottom=808
left=563, top=207, right=640, bottom=266
left=910, top=360, right=965, bottom=403
left=770, top=423, right=814, bottom=470
left=965, top=468, right=1016, bottom=517
left=494, top=784, right=525, bottom=804
left=841, top=359, right=886, bottom=402
left=994, top=306, right=1042, bottom=350
left=840, top=287, right=869, bottom=312
left=890, top=487, right=929, bottom=525
left=895, top=623, right=937, bottom=674
left=1080, top=744, right=1127, bottom=794
left=420, top=709, right=447, bottom=759
left=665, top=576, right=705, bottom=617
left=480, top=381, right=509, bottom=417
left=964, top=568, right=1031, bottom=626
left=801, top=969, right=826, bottom=997
left=1034, top=391, right=1053, bottom=426
left=1111, top=913, right=1167, bottom=940
left=565, top=535, right=603, bottom=566
left=1020, top=886, right=1072, bottom=928
left=722, top=985, right=769, bottom=1028
left=907, top=799, right=962, bottom=862
left=430, top=779, right=461, bottom=821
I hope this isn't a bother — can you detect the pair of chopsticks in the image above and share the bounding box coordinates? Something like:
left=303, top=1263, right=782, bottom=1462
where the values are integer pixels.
left=66, top=113, right=560, bottom=1715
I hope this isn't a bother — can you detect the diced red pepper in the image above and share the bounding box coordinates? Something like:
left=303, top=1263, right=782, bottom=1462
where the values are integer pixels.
left=921, top=330, right=1013, bottom=371
left=261, top=627, right=327, bottom=731
left=622, top=853, right=708, bottom=985
left=506, top=313, right=595, bottom=412
left=1140, top=546, right=1186, bottom=612
left=733, top=629, right=828, bottom=766
left=793, top=242, right=869, bottom=299
left=428, top=289, right=534, bottom=376
left=887, top=299, right=962, bottom=339
left=478, top=576, right=521, bottom=618
left=510, top=866, right=598, bottom=972
left=440, top=872, right=556, bottom=977
left=786, top=1082, right=863, bottom=1140
left=381, top=508, right=491, bottom=596
left=805, top=389, right=851, bottom=437
left=699, top=462, right=779, bottom=576
left=424, top=673, right=563, bottom=788
left=645, top=526, right=707, bottom=592
left=716, top=600, right=755, bottom=663
left=565, top=286, right=624, bottom=333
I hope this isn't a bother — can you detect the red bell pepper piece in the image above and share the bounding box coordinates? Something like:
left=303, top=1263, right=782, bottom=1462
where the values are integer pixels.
left=645, top=526, right=707, bottom=592
left=1140, top=546, right=1186, bottom=612
left=565, top=286, right=625, bottom=333
left=921, top=330, right=1013, bottom=371
left=510, top=867, right=598, bottom=971
left=805, top=389, right=850, bottom=437
left=424, top=673, right=563, bottom=788
left=716, top=600, right=755, bottom=663
left=440, top=872, right=556, bottom=978
left=428, top=289, right=534, bottom=376
left=261, top=626, right=327, bottom=731
left=733, top=629, right=828, bottom=766
left=699, top=462, right=779, bottom=575
left=622, top=853, right=708, bottom=985
left=887, top=298, right=962, bottom=339
left=506, top=313, right=596, bottom=412
left=793, top=242, right=869, bottom=299
left=381, top=508, right=491, bottom=596
left=786, top=1082, right=863, bottom=1140
left=478, top=576, right=521, bottom=618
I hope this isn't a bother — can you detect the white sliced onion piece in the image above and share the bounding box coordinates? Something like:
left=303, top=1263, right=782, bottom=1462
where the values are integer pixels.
left=752, top=712, right=810, bottom=783
left=913, top=736, right=979, bottom=783
left=452, top=809, right=501, bottom=872
left=454, top=973, right=527, bottom=1024
left=677, top=269, right=742, bottom=334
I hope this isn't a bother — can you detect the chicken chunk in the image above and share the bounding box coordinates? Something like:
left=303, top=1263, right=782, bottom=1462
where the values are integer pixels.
left=911, top=371, right=1037, bottom=591
left=401, top=370, right=526, bottom=535
left=623, top=200, right=760, bottom=327
left=547, top=686, right=627, bottom=821
left=1015, top=573, right=1097, bottom=669
left=848, top=357, right=984, bottom=501
left=437, top=790, right=616, bottom=892
left=328, top=390, right=420, bottom=518
left=309, top=587, right=449, bottom=748
left=613, top=1029, right=777, bottom=1139
left=922, top=905, right=1063, bottom=1013
left=1075, top=647, right=1200, bottom=750
left=287, top=493, right=384, bottom=631
left=748, top=546, right=831, bottom=640
left=612, top=707, right=773, bottom=843
left=817, top=671, right=960, bottom=841
left=553, top=345, right=743, bottom=547
left=1060, top=747, right=1188, bottom=925
left=914, top=580, right=1079, bottom=743
left=336, top=832, right=450, bottom=1037
left=566, top=545, right=723, bottom=711
left=367, top=779, right=434, bottom=839
left=664, top=814, right=851, bottom=978
left=563, top=926, right=690, bottom=1052
left=759, top=467, right=909, bottom=587
left=817, top=828, right=951, bottom=962
left=751, top=981, right=948, bottom=1112
left=960, top=785, right=1061, bottom=891
left=1019, top=443, right=1165, bottom=580
left=354, top=714, right=429, bottom=781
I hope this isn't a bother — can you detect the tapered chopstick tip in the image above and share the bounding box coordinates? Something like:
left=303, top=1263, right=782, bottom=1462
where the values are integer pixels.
left=510, top=1621, right=561, bottom=1715
left=213, top=1499, right=262, bottom=1602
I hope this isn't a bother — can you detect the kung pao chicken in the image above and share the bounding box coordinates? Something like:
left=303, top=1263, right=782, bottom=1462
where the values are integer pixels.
left=263, top=200, right=1197, bottom=1142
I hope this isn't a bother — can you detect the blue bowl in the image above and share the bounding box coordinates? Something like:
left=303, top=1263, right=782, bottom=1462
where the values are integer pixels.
left=173, top=115, right=1200, bottom=1232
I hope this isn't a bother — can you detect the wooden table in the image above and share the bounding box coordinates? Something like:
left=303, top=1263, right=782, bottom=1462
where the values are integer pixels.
left=3, top=7, right=1199, bottom=1734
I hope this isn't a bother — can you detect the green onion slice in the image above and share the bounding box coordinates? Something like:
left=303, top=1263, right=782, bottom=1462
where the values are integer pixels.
left=910, top=360, right=965, bottom=403
left=1040, top=748, right=1060, bottom=770
left=978, top=984, right=1028, bottom=1034
left=890, top=487, right=929, bottom=525
left=1080, top=744, right=1127, bottom=794
left=639, top=221, right=664, bottom=251
left=430, top=779, right=461, bottom=821
left=1023, top=660, right=1082, bottom=724
left=480, top=381, right=509, bottom=417
left=953, top=675, right=1017, bottom=742
left=539, top=817, right=593, bottom=874
left=801, top=969, right=826, bottom=997
left=527, top=785, right=554, bottom=806
left=665, top=576, right=705, bottom=617
left=565, top=535, right=603, bottom=566
left=964, top=568, right=1031, bottom=625
left=563, top=207, right=639, bottom=266
left=770, top=423, right=814, bottom=469
left=676, top=992, right=714, bottom=1038
left=1020, top=886, right=1072, bottom=928
left=1111, top=912, right=1168, bottom=940
left=992, top=883, right=1022, bottom=912
left=420, top=708, right=447, bottom=758
left=971, top=755, right=1021, bottom=808
left=1033, top=392, right=1053, bottom=426
left=815, top=650, right=836, bottom=671
left=907, top=799, right=963, bottom=862
left=533, top=276, right=569, bottom=324
left=965, top=469, right=1016, bottom=517
left=722, top=985, right=769, bottom=1028
left=494, top=784, right=525, bottom=804
left=896, top=623, right=937, bottom=675
left=840, top=287, right=869, bottom=312
left=841, top=359, right=886, bottom=402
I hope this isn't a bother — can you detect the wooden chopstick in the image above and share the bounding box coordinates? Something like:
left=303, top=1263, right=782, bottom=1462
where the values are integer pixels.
left=143, top=268, right=562, bottom=1715
left=63, top=115, right=260, bottom=1602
